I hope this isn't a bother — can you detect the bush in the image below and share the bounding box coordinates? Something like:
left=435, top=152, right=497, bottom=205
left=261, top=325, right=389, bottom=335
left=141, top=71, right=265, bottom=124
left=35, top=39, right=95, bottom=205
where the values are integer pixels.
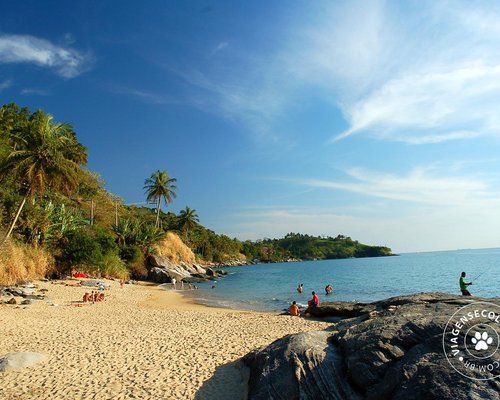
left=0, top=240, right=54, bottom=285
left=100, top=253, right=129, bottom=280
left=58, top=230, right=103, bottom=270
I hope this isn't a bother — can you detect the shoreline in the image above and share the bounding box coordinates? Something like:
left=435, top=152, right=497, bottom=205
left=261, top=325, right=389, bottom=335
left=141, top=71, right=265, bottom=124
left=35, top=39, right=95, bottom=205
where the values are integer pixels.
left=0, top=278, right=329, bottom=400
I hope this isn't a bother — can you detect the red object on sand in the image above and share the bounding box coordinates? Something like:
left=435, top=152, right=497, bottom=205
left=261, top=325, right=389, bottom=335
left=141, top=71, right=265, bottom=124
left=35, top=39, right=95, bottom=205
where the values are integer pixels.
left=73, top=272, right=87, bottom=278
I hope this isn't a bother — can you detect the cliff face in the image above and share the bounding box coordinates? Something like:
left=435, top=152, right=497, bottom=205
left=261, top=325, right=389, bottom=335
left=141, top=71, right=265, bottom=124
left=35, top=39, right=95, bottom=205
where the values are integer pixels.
left=243, top=293, right=500, bottom=400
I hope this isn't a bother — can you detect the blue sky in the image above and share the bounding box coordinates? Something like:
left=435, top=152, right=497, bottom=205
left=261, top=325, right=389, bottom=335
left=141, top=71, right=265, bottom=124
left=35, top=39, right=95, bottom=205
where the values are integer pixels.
left=2, top=1, right=500, bottom=253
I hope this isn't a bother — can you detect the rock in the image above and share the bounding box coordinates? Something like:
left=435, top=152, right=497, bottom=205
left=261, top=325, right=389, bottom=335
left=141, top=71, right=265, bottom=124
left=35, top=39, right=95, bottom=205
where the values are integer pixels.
left=206, top=268, right=216, bottom=277
left=21, top=299, right=34, bottom=305
left=147, top=256, right=217, bottom=283
left=0, top=352, right=48, bottom=372
left=243, top=293, right=500, bottom=400
left=148, top=267, right=174, bottom=284
left=6, top=298, right=16, bottom=305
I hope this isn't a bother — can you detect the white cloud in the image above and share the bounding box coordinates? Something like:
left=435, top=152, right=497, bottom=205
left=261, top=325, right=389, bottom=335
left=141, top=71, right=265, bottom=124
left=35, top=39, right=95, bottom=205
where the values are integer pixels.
left=20, top=88, right=49, bottom=96
left=0, top=79, right=12, bottom=91
left=0, top=34, right=92, bottom=78
left=296, top=166, right=498, bottom=208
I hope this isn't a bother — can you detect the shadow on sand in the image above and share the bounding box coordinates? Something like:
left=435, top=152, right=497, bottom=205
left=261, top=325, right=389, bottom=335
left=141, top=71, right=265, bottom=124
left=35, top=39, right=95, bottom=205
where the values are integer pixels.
left=195, top=360, right=249, bottom=400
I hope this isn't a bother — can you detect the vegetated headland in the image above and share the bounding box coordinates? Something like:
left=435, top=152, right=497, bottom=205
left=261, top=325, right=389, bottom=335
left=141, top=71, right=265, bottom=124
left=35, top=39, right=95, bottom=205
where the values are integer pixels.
left=0, top=103, right=392, bottom=285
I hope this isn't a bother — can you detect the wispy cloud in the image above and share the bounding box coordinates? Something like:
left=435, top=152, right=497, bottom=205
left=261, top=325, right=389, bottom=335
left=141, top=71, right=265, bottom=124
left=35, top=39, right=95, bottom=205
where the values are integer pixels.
left=0, top=34, right=93, bottom=78
left=0, top=79, right=12, bottom=91
left=294, top=166, right=500, bottom=208
left=172, top=1, right=500, bottom=145
left=110, top=86, right=179, bottom=105
left=20, top=87, right=50, bottom=96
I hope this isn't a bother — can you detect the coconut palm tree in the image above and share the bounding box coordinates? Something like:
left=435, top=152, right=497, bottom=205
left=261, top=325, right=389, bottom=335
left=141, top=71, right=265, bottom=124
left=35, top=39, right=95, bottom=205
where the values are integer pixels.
left=178, top=206, right=199, bottom=238
left=143, top=170, right=177, bottom=228
left=0, top=110, right=87, bottom=242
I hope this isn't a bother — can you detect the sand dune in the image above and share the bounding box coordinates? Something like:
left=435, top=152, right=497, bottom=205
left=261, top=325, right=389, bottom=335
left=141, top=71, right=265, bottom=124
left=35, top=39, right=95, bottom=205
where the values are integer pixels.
left=0, top=280, right=328, bottom=400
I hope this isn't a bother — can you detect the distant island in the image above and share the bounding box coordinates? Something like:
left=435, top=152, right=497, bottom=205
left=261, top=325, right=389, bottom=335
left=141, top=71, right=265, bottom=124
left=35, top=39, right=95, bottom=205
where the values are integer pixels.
left=240, top=233, right=393, bottom=264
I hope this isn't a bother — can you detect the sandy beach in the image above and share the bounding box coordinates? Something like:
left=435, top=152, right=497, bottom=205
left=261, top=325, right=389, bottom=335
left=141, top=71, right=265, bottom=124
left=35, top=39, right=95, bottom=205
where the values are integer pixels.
left=0, top=279, right=329, bottom=400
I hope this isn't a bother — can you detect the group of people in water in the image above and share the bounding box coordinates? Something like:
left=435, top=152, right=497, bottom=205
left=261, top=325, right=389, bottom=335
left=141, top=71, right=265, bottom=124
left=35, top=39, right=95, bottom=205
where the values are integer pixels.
left=170, top=278, right=198, bottom=290
left=288, top=272, right=477, bottom=316
left=289, top=283, right=329, bottom=316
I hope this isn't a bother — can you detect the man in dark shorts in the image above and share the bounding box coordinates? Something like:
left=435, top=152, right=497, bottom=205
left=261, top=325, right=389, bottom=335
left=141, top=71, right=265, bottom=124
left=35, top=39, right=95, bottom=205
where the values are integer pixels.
left=459, top=272, right=472, bottom=296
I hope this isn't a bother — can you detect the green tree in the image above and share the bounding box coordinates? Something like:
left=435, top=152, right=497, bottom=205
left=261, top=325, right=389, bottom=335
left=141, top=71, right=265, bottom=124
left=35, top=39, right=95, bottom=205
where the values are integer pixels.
left=0, top=110, right=87, bottom=242
left=178, top=206, right=199, bottom=239
left=143, top=170, right=177, bottom=228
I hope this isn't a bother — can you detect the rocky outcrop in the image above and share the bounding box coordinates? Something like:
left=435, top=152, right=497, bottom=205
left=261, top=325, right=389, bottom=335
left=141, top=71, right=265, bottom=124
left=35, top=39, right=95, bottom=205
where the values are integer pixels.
left=146, top=255, right=226, bottom=283
left=243, top=293, right=500, bottom=400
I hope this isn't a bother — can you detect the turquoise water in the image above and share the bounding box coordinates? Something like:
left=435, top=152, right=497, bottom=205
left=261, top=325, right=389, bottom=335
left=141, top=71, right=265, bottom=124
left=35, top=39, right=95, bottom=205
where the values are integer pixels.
left=183, top=248, right=500, bottom=311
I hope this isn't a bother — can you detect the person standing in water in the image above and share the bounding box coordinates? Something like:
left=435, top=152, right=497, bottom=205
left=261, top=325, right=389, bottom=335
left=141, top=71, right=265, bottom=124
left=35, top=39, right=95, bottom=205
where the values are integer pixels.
left=297, top=283, right=304, bottom=294
left=459, top=272, right=472, bottom=296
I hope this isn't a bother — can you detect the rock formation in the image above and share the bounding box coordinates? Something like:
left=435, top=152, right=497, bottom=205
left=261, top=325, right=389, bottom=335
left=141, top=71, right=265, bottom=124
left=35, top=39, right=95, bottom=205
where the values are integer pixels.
left=146, top=255, right=227, bottom=283
left=243, top=293, right=500, bottom=399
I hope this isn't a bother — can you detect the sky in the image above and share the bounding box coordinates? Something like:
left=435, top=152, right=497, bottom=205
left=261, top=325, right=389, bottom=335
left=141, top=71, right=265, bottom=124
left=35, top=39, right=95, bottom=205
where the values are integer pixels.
left=2, top=0, right=500, bottom=253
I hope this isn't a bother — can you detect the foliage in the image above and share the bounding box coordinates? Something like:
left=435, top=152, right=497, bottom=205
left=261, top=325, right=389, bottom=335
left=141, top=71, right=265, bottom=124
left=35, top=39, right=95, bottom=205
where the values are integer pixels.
left=240, top=233, right=393, bottom=262
left=144, top=170, right=177, bottom=228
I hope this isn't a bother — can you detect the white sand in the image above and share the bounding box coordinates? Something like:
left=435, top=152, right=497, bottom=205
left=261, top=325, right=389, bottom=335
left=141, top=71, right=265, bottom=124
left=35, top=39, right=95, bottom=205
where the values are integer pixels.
left=0, top=279, right=329, bottom=400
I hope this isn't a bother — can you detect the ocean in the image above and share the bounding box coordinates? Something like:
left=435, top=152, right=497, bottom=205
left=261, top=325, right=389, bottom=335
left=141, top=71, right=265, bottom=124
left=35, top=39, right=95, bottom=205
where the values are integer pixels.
left=182, top=248, right=500, bottom=312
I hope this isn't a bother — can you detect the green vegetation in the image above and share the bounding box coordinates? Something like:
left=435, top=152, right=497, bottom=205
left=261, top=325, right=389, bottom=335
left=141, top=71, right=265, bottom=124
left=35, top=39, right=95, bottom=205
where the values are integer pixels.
left=239, top=233, right=393, bottom=263
left=0, top=102, right=392, bottom=284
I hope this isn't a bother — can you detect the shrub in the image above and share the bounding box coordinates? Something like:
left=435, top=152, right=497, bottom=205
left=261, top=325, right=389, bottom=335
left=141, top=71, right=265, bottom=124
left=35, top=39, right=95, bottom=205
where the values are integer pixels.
left=0, top=241, right=54, bottom=285
left=100, top=253, right=129, bottom=280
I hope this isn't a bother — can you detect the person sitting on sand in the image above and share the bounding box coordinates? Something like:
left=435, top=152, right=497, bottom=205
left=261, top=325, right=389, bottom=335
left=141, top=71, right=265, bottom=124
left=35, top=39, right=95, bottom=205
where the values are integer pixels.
left=83, top=292, right=90, bottom=302
left=297, top=283, right=304, bottom=294
left=459, top=272, right=472, bottom=296
left=306, top=291, right=320, bottom=313
left=289, top=301, right=300, bottom=316
left=325, top=284, right=333, bottom=295
left=97, top=293, right=105, bottom=301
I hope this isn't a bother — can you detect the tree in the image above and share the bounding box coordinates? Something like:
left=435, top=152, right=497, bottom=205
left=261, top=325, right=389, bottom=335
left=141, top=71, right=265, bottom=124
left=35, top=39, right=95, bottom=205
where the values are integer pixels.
left=178, top=206, right=199, bottom=238
left=0, top=110, right=87, bottom=242
left=143, top=170, right=177, bottom=228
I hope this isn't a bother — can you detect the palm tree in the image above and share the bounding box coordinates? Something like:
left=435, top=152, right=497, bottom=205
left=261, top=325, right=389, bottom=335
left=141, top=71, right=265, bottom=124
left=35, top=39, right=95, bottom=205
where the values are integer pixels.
left=0, top=111, right=87, bottom=242
left=143, top=170, right=177, bottom=228
left=178, top=206, right=199, bottom=238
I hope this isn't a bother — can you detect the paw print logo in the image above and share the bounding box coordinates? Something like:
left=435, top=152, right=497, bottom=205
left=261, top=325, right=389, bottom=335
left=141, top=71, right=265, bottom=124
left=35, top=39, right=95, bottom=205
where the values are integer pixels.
left=471, top=331, right=493, bottom=351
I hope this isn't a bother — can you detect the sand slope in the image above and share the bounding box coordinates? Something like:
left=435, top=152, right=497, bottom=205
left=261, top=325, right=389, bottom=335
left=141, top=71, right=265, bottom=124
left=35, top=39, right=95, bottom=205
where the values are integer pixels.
left=0, top=280, right=328, bottom=400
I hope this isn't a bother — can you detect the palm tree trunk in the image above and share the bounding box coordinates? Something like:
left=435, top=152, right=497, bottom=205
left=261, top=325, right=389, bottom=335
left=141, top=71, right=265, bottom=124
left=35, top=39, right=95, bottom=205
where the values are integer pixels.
left=3, top=195, right=27, bottom=243
left=155, top=197, right=160, bottom=228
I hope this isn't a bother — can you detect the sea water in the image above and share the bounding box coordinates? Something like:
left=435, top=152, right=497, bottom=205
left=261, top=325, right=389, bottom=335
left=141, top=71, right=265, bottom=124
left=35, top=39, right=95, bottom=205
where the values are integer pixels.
left=183, top=248, right=500, bottom=312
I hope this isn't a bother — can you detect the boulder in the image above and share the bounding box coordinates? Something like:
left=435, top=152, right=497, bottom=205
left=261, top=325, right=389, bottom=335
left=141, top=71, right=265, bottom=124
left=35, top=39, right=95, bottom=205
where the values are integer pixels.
left=243, top=293, right=500, bottom=400
left=148, top=255, right=177, bottom=270
left=6, top=298, right=16, bottom=305
left=0, top=352, right=48, bottom=372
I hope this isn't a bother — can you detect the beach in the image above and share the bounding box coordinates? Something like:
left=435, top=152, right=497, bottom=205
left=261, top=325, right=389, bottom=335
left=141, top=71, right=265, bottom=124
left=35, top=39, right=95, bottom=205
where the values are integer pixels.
left=0, top=279, right=329, bottom=400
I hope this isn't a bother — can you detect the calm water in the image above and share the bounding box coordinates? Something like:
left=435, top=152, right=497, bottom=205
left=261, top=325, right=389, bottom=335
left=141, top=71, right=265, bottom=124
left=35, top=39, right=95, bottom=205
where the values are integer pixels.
left=182, top=248, right=500, bottom=312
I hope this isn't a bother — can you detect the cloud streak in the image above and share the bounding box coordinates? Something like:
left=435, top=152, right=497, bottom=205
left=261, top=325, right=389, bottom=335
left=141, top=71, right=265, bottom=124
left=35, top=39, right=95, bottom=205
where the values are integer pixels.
left=295, top=166, right=500, bottom=208
left=0, top=34, right=92, bottom=78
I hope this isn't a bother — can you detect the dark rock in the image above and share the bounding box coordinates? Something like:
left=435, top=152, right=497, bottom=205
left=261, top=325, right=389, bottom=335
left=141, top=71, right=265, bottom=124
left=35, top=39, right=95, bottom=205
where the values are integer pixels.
left=6, top=298, right=16, bottom=305
left=206, top=268, right=216, bottom=277
left=21, top=299, right=34, bottom=305
left=148, top=267, right=173, bottom=284
left=243, top=293, right=500, bottom=400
